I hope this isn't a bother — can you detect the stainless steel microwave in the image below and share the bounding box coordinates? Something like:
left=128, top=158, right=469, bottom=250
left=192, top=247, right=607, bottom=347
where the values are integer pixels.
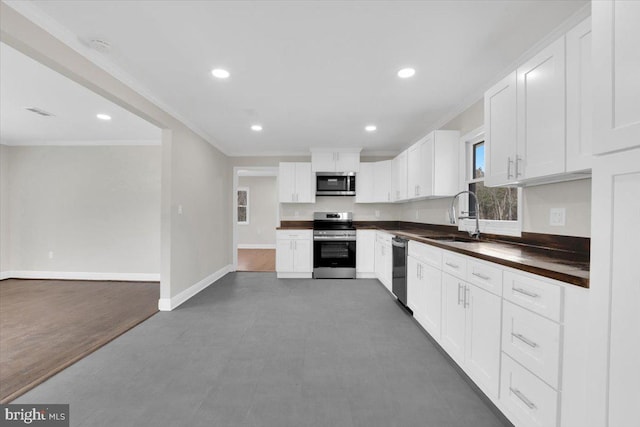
left=316, top=172, right=356, bottom=196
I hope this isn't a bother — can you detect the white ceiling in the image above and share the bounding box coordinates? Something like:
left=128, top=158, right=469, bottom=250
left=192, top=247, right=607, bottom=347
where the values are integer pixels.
left=0, top=43, right=161, bottom=145
left=7, top=1, right=586, bottom=155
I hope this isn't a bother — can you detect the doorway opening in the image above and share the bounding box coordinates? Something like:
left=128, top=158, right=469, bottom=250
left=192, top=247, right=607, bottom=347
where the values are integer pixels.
left=232, top=167, right=279, bottom=272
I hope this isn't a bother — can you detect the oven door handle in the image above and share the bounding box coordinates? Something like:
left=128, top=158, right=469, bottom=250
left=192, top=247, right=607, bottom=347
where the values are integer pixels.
left=313, top=237, right=356, bottom=242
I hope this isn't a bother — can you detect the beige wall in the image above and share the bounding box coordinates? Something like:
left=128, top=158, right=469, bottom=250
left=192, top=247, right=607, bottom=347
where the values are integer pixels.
left=0, top=145, right=10, bottom=272
left=1, top=4, right=232, bottom=302
left=4, top=145, right=161, bottom=273
left=281, top=198, right=399, bottom=221
left=237, top=176, right=278, bottom=246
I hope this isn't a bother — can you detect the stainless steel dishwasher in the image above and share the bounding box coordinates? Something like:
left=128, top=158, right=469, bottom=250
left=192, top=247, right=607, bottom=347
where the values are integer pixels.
left=392, top=236, right=409, bottom=307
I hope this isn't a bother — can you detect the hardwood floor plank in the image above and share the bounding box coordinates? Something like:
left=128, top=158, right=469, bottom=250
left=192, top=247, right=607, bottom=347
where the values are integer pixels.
left=237, top=249, right=276, bottom=272
left=0, top=279, right=159, bottom=403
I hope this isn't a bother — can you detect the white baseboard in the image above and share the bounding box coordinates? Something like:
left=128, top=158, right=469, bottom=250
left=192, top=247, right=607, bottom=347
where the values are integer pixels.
left=356, top=272, right=377, bottom=279
left=158, top=264, right=232, bottom=311
left=277, top=272, right=313, bottom=279
left=1, top=270, right=160, bottom=282
left=237, top=244, right=276, bottom=249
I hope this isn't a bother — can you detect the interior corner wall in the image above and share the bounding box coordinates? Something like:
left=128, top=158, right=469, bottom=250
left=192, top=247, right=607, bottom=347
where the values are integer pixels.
left=0, top=144, right=10, bottom=273
left=237, top=176, right=277, bottom=246
left=6, top=145, right=161, bottom=274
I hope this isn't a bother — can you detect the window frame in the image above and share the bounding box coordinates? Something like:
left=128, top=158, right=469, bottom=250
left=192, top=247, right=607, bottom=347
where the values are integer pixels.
left=457, top=127, right=522, bottom=237
left=237, top=187, right=249, bottom=225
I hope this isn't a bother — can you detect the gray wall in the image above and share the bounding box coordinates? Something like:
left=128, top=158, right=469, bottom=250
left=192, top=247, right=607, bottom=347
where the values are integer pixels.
left=0, top=145, right=10, bottom=272
left=237, top=176, right=277, bottom=246
left=2, top=145, right=161, bottom=274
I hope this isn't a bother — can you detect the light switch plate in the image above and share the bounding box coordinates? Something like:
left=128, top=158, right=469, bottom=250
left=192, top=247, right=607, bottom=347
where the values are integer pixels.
left=550, top=208, right=566, bottom=226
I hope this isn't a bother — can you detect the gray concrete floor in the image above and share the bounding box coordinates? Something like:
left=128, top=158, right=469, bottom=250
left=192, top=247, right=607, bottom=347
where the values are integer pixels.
left=15, top=273, right=510, bottom=427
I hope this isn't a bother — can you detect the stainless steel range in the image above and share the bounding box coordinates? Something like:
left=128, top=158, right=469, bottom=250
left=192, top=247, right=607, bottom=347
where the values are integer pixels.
left=313, top=212, right=356, bottom=279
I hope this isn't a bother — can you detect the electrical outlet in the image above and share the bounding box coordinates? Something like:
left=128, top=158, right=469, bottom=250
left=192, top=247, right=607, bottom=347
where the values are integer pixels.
left=48, top=251, right=54, bottom=259
left=375, top=210, right=380, bottom=218
left=550, top=208, right=566, bottom=226
left=415, top=210, right=419, bottom=220
left=178, top=204, right=183, bottom=215
left=294, top=211, right=299, bottom=217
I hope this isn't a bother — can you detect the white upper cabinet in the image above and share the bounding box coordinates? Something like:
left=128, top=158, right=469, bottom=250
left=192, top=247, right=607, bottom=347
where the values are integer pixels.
left=566, top=17, right=593, bottom=172
left=278, top=162, right=315, bottom=203
left=407, top=130, right=459, bottom=199
left=356, top=160, right=392, bottom=203
left=516, top=37, right=566, bottom=181
left=392, top=150, right=409, bottom=201
left=373, top=160, right=393, bottom=203
left=311, top=148, right=361, bottom=172
left=486, top=19, right=596, bottom=187
left=485, top=71, right=518, bottom=187
left=593, top=1, right=640, bottom=154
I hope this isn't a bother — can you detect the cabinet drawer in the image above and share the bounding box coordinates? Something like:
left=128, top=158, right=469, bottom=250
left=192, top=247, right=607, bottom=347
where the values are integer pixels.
left=504, top=271, right=563, bottom=322
left=376, top=232, right=393, bottom=245
left=442, top=251, right=467, bottom=279
left=467, top=259, right=503, bottom=297
left=276, top=230, right=312, bottom=240
left=502, top=301, right=561, bottom=388
left=501, top=354, right=559, bottom=427
left=408, top=241, right=442, bottom=268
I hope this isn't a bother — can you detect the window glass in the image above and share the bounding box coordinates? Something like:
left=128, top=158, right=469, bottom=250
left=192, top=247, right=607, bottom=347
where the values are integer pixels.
left=237, top=188, right=248, bottom=224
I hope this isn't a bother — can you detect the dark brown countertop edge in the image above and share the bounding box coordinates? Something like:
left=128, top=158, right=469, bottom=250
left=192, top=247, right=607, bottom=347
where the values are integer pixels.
left=278, top=220, right=590, bottom=288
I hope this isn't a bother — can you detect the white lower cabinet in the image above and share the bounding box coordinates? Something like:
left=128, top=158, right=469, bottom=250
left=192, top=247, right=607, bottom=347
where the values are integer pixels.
left=356, top=230, right=376, bottom=278
left=374, top=232, right=393, bottom=292
left=275, top=230, right=312, bottom=278
left=441, top=271, right=501, bottom=398
left=501, top=354, right=559, bottom=427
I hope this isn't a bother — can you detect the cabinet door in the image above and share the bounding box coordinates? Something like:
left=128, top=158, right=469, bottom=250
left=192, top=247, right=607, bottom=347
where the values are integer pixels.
left=485, top=72, right=517, bottom=187
left=356, top=230, right=375, bottom=273
left=311, top=152, right=336, bottom=172
left=589, top=147, right=640, bottom=427
left=294, top=163, right=314, bottom=203
left=392, top=150, right=408, bottom=201
left=464, top=284, right=502, bottom=398
left=432, top=131, right=459, bottom=197
left=374, top=240, right=385, bottom=284
left=440, top=273, right=466, bottom=365
left=407, top=141, right=423, bottom=199
left=517, top=37, right=566, bottom=180
left=335, top=151, right=360, bottom=172
left=420, top=134, right=434, bottom=197
left=374, top=160, right=392, bottom=202
left=382, top=244, right=393, bottom=291
left=421, top=263, right=442, bottom=341
left=407, top=256, right=420, bottom=312
left=593, top=1, right=640, bottom=154
left=355, top=163, right=374, bottom=203
left=566, top=17, right=593, bottom=172
left=276, top=240, right=294, bottom=272
left=292, top=239, right=312, bottom=273
left=278, top=163, right=296, bottom=202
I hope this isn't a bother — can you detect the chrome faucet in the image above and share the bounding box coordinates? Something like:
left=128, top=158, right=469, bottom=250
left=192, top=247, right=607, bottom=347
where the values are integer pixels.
left=448, top=190, right=481, bottom=239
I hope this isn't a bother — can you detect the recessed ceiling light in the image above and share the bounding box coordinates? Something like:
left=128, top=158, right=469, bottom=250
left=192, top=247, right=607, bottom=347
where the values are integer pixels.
left=251, top=124, right=263, bottom=131
left=96, top=113, right=111, bottom=121
left=365, top=125, right=377, bottom=132
left=211, top=68, right=230, bottom=79
left=397, top=68, right=416, bottom=78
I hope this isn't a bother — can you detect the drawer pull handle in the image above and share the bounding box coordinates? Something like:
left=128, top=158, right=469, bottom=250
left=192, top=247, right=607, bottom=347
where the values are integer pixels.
left=512, top=333, right=539, bottom=348
left=513, top=287, right=539, bottom=298
left=510, top=387, right=537, bottom=410
left=445, top=261, right=459, bottom=269
left=472, top=272, right=490, bottom=280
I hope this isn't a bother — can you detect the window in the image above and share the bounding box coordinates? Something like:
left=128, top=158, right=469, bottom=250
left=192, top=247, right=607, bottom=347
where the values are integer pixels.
left=459, top=128, right=521, bottom=236
left=237, top=187, right=249, bottom=224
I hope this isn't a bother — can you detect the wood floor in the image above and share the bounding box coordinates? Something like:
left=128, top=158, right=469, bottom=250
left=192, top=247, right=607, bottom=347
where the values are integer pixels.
left=237, top=249, right=276, bottom=272
left=0, top=278, right=159, bottom=403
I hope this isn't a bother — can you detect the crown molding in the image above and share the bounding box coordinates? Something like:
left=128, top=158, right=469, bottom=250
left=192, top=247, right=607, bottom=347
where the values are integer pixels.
left=3, top=0, right=230, bottom=155
left=1, top=139, right=161, bottom=147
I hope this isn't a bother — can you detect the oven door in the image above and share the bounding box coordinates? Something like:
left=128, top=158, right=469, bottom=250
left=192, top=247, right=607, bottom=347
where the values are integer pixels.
left=313, top=240, right=356, bottom=268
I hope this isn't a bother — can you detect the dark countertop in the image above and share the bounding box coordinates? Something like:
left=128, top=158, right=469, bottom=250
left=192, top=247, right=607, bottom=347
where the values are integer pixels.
left=278, top=220, right=590, bottom=288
